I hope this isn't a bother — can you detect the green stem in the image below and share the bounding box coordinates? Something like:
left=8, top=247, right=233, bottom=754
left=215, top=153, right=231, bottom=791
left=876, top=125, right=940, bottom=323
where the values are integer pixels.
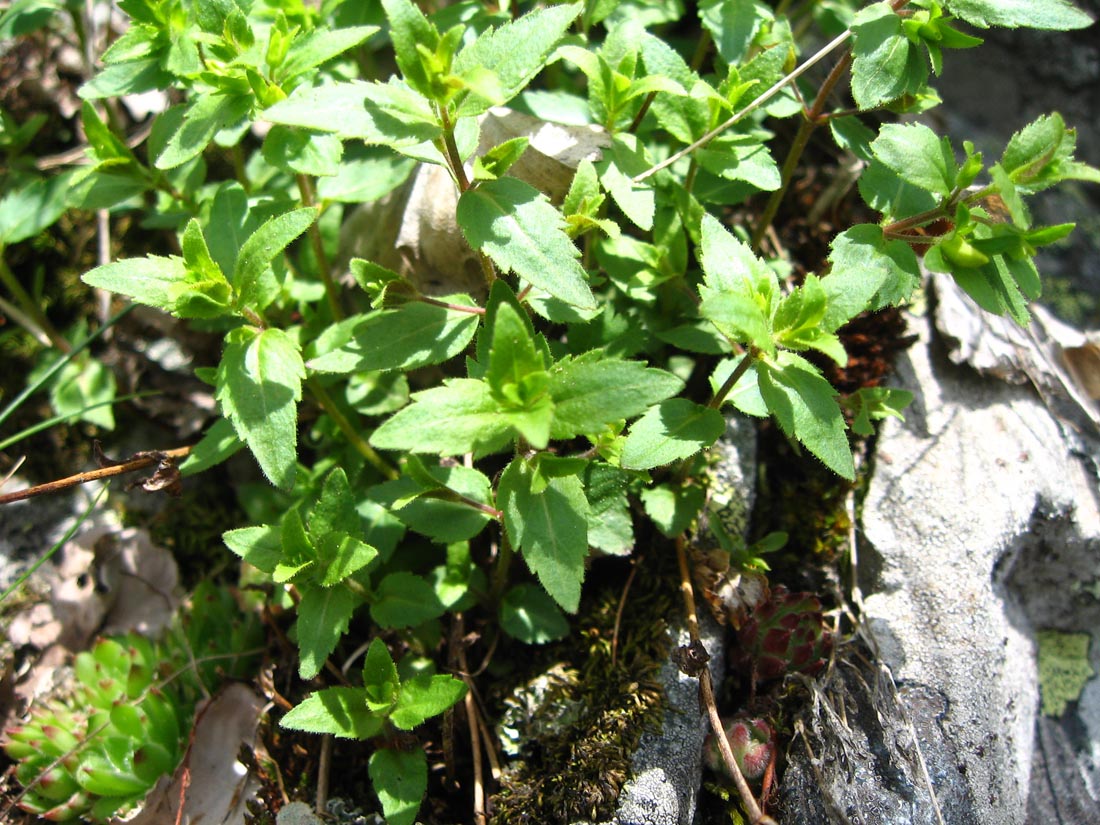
left=489, top=530, right=515, bottom=607
left=296, top=174, right=343, bottom=321
left=0, top=252, right=70, bottom=352
left=709, top=346, right=758, bottom=410
left=306, top=378, right=398, bottom=480
left=749, top=49, right=853, bottom=251
left=439, top=106, right=497, bottom=288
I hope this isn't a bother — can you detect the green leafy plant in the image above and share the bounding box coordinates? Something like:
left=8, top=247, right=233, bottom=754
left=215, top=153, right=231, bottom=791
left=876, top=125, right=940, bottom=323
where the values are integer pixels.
left=2, top=0, right=1098, bottom=820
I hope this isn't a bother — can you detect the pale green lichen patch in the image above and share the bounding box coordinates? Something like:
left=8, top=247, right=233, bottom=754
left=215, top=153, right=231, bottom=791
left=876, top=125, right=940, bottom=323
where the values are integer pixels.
left=1037, top=629, right=1095, bottom=717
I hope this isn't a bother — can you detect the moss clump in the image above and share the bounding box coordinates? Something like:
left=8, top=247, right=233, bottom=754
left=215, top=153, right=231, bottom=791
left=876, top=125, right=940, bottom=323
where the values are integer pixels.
left=489, top=550, right=678, bottom=825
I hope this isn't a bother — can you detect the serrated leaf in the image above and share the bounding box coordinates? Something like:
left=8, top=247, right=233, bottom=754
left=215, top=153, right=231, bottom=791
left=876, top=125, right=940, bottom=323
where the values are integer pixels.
left=310, top=466, right=360, bottom=538
left=498, top=458, right=588, bottom=613
left=870, top=122, right=957, bottom=196
left=215, top=327, right=304, bottom=490
left=697, top=216, right=778, bottom=352
left=79, top=57, right=172, bottom=100
left=826, top=224, right=921, bottom=318
left=381, top=0, right=439, bottom=99
left=296, top=584, right=360, bottom=680
left=484, top=281, right=548, bottom=406
left=222, top=524, right=282, bottom=573
left=699, top=0, right=770, bottom=65
left=757, top=354, right=854, bottom=479
left=499, top=583, right=570, bottom=643
left=369, top=748, right=427, bottom=825
left=309, top=300, right=479, bottom=373
left=263, top=79, right=441, bottom=146
left=842, top=387, right=913, bottom=436
left=458, top=177, right=596, bottom=309
left=281, top=687, right=383, bottom=739
left=155, top=92, right=251, bottom=170
left=851, top=3, right=916, bottom=110
left=82, top=254, right=229, bottom=319
left=944, top=0, right=1092, bottom=30
left=234, top=207, right=317, bottom=311
left=548, top=351, right=682, bottom=439
left=181, top=417, right=244, bottom=476
left=317, top=533, right=378, bottom=586
left=453, top=2, right=581, bottom=117
left=371, top=379, right=514, bottom=456
left=621, top=398, right=725, bottom=470
left=370, top=572, right=447, bottom=628
left=363, top=638, right=400, bottom=712
left=391, top=674, right=467, bottom=729
left=277, top=25, right=379, bottom=81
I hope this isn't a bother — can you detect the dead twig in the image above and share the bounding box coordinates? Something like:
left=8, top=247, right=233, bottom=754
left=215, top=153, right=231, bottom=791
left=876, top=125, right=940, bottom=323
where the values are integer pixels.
left=0, top=442, right=191, bottom=505
left=674, top=535, right=778, bottom=825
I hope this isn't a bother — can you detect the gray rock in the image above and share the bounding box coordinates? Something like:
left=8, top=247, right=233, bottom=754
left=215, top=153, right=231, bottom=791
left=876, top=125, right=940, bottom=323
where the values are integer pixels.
left=780, top=281, right=1100, bottom=823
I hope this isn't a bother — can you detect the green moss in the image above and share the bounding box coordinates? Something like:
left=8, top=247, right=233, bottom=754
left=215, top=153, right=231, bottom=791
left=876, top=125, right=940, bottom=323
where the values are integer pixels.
left=489, top=550, right=678, bottom=825
left=1037, top=630, right=1095, bottom=717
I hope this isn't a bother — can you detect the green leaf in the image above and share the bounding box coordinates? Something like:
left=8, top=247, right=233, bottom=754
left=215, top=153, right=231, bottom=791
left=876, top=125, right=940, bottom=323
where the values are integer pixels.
left=154, top=92, right=251, bottom=170
left=756, top=354, right=854, bottom=479
left=317, top=533, right=378, bottom=587
left=870, top=122, right=958, bottom=197
left=234, top=207, right=317, bottom=311
left=483, top=281, right=549, bottom=408
left=473, top=136, right=530, bottom=181
left=621, top=398, right=725, bottom=470
left=277, top=508, right=315, bottom=584
left=0, top=172, right=73, bottom=245
left=842, top=387, right=913, bottom=436
left=371, top=379, right=514, bottom=456
left=310, top=466, right=360, bottom=538
left=640, top=483, right=705, bottom=538
left=696, top=136, right=781, bottom=192
left=79, top=57, right=173, bottom=100
left=381, top=0, right=439, bottom=100
left=391, top=674, right=467, bottom=729
left=222, top=524, right=282, bottom=574
left=82, top=255, right=190, bottom=314
left=826, top=224, right=921, bottom=318
left=370, top=572, right=447, bottom=628
left=597, top=135, right=656, bottom=231
left=363, top=638, right=400, bottom=713
left=0, top=0, right=62, bottom=40
left=498, top=458, right=589, bottom=613
left=453, top=2, right=581, bottom=117
left=281, top=687, right=383, bottom=739
left=369, top=748, right=427, bottom=825
left=698, top=0, right=770, bottom=65
left=263, top=79, right=441, bottom=146
left=215, top=327, right=305, bottom=490
left=458, top=177, right=596, bottom=310
left=181, top=417, right=244, bottom=476
left=261, top=126, right=344, bottom=177
left=309, top=300, right=479, bottom=373
left=548, top=351, right=683, bottom=439
left=276, top=25, right=379, bottom=81
left=851, top=3, right=918, bottom=110
left=372, top=464, right=493, bottom=543
left=944, top=0, right=1092, bottom=30
left=697, top=214, right=779, bottom=329
left=499, top=583, right=570, bottom=643
left=583, top=462, right=634, bottom=556
left=296, top=584, right=360, bottom=680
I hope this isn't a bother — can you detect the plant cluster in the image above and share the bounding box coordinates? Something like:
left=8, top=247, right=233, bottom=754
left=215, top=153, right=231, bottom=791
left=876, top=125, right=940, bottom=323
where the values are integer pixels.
left=2, top=583, right=262, bottom=821
left=1, top=0, right=1097, bottom=821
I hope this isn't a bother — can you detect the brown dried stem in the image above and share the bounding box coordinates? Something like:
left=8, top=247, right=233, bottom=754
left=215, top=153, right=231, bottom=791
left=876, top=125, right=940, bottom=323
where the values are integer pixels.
left=0, top=444, right=192, bottom=505
left=674, top=535, right=777, bottom=825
